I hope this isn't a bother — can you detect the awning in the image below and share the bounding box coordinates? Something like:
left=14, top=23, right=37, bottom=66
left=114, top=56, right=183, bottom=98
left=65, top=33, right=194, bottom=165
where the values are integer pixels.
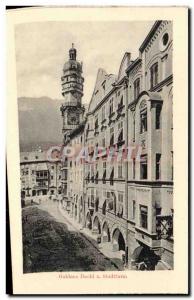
left=131, top=246, right=145, bottom=262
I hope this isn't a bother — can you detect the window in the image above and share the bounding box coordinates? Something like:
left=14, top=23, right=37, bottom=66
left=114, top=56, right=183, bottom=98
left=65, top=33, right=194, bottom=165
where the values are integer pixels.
left=140, top=103, right=147, bottom=133
left=140, top=205, right=148, bottom=229
left=118, top=96, right=123, bottom=109
left=110, top=127, right=114, bottom=146
left=155, top=104, right=162, bottom=129
left=110, top=167, right=114, bottom=185
left=118, top=193, right=124, bottom=218
left=156, top=153, right=161, bottom=180
left=91, top=188, right=95, bottom=207
left=133, top=158, right=136, bottom=179
left=162, top=33, right=169, bottom=46
left=64, top=183, right=67, bottom=195
left=103, top=162, right=106, bottom=183
left=102, top=137, right=106, bottom=148
left=109, top=98, right=114, bottom=115
left=134, top=78, right=140, bottom=100
left=44, top=171, right=48, bottom=177
left=118, top=163, right=123, bottom=178
left=118, top=122, right=123, bottom=144
left=118, top=193, right=124, bottom=203
left=51, top=175, right=54, bottom=180
left=95, top=117, right=98, bottom=130
left=140, top=154, right=148, bottom=179
left=132, top=200, right=136, bottom=219
left=150, top=62, right=159, bottom=88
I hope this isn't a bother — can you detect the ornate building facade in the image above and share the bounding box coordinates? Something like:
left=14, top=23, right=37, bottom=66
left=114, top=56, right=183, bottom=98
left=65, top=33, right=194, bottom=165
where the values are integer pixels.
left=20, top=150, right=62, bottom=206
left=60, top=21, right=173, bottom=270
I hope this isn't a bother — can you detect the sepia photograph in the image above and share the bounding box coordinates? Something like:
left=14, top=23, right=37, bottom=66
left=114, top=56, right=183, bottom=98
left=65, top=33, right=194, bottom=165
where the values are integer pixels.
left=7, top=6, right=188, bottom=295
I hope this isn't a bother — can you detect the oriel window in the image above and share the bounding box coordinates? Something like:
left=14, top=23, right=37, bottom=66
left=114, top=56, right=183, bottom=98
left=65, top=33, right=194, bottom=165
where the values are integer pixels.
left=134, top=78, right=140, bottom=100
left=140, top=154, right=148, bottom=180
left=150, top=62, right=159, bottom=88
left=156, top=153, right=161, bottom=180
left=140, top=205, right=148, bottom=229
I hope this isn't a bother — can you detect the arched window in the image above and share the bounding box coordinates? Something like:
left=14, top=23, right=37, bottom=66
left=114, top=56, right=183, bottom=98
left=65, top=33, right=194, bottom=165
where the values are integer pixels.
left=134, top=78, right=140, bottom=100
left=150, top=62, right=159, bottom=88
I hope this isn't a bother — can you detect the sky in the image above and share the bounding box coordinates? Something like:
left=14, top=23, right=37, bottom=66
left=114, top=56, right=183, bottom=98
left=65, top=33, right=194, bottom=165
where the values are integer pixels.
left=15, top=21, right=154, bottom=104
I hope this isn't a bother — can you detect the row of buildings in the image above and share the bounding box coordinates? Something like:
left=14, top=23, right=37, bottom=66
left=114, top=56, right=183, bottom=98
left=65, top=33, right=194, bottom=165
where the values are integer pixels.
left=60, top=21, right=173, bottom=270
left=20, top=21, right=173, bottom=270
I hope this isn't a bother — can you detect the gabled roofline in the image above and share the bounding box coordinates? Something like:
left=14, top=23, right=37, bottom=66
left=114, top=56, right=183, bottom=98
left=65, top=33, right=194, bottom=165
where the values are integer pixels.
left=139, top=21, right=162, bottom=53
left=125, top=57, right=142, bottom=74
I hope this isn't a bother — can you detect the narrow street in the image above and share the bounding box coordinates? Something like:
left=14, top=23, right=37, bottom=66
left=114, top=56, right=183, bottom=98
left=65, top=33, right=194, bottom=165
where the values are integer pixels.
left=22, top=201, right=123, bottom=273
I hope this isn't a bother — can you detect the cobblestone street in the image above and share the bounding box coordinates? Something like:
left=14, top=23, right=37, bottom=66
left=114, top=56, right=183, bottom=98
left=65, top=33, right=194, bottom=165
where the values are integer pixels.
left=22, top=201, right=123, bottom=273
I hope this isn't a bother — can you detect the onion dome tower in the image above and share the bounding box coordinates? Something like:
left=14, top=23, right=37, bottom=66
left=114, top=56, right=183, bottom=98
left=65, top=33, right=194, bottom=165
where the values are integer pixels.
left=60, top=44, right=85, bottom=137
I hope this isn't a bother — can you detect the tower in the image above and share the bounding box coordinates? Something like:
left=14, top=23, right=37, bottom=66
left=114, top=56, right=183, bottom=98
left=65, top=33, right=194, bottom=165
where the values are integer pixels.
left=60, top=44, right=85, bottom=138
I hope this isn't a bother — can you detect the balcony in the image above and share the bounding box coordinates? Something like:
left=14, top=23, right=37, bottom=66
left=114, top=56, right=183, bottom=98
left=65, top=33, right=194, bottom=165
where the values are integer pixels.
left=156, top=215, right=173, bottom=240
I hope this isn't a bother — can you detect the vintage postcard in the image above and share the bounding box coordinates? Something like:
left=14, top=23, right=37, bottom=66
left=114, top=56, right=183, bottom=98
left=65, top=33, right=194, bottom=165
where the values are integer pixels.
left=7, top=6, right=188, bottom=295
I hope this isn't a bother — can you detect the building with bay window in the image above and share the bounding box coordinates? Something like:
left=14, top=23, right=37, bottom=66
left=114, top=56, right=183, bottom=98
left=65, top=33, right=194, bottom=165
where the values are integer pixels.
left=20, top=150, right=62, bottom=206
left=60, top=20, right=173, bottom=270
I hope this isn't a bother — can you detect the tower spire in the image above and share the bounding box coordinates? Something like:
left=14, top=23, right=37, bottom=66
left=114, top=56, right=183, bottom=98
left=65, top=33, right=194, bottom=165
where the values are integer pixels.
left=69, top=43, right=76, bottom=60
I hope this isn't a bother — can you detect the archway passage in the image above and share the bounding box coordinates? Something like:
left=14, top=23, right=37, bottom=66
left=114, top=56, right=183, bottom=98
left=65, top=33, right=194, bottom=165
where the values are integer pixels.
left=86, top=212, right=92, bottom=230
left=93, top=216, right=101, bottom=234
left=112, top=228, right=126, bottom=252
left=102, top=222, right=111, bottom=242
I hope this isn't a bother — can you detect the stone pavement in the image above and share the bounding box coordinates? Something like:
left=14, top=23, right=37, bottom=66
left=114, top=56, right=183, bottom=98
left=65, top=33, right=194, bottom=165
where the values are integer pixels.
left=39, top=200, right=124, bottom=270
left=57, top=202, right=125, bottom=267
